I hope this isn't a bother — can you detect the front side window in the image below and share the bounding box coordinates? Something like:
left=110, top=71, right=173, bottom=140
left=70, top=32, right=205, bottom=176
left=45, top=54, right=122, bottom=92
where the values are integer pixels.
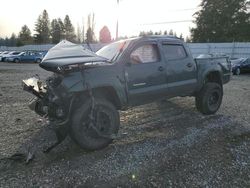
left=96, top=40, right=131, bottom=62
left=130, top=44, right=160, bottom=64
left=163, top=44, right=187, bottom=60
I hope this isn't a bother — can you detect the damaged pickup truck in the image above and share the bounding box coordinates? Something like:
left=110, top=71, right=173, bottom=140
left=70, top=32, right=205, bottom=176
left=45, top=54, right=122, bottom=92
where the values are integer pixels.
left=23, top=36, right=231, bottom=151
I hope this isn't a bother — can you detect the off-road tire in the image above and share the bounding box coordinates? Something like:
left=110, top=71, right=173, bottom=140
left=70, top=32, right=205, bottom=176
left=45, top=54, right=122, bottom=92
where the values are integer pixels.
left=70, top=97, right=120, bottom=150
left=195, top=83, right=223, bottom=115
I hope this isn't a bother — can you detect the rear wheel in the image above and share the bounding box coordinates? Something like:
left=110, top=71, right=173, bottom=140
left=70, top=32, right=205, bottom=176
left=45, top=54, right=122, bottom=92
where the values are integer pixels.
left=195, top=83, right=223, bottom=115
left=70, top=97, right=120, bottom=150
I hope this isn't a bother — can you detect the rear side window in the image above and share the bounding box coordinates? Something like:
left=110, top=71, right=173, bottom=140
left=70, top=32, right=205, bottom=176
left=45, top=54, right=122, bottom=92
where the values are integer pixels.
left=162, top=44, right=187, bottom=60
left=130, top=44, right=160, bottom=64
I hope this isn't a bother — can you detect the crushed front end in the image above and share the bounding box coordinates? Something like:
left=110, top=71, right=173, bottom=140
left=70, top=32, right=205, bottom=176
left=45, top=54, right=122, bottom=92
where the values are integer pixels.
left=21, top=40, right=111, bottom=153
left=22, top=40, right=107, bottom=126
left=22, top=74, right=73, bottom=127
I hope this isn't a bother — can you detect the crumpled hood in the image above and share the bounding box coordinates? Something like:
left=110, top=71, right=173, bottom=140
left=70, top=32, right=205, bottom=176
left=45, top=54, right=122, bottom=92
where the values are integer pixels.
left=39, top=40, right=107, bottom=72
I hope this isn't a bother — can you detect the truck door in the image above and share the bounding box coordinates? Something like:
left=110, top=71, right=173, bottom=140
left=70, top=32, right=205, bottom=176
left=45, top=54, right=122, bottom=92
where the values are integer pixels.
left=125, top=41, right=168, bottom=105
left=162, top=42, right=197, bottom=96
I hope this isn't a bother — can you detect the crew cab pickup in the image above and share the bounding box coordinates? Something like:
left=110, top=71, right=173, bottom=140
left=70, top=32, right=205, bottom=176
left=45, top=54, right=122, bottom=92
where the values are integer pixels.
left=23, top=36, right=231, bottom=151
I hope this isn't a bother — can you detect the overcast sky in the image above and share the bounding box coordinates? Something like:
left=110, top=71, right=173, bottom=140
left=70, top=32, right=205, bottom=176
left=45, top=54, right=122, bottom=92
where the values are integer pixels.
left=0, top=0, right=201, bottom=39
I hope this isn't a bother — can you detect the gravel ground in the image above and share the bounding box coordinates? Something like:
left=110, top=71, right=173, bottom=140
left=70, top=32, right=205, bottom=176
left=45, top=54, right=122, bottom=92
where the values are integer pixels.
left=0, top=62, right=249, bottom=187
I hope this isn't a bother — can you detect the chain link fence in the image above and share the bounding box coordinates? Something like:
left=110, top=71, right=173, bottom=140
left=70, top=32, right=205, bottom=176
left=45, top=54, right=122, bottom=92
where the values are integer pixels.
left=1, top=42, right=250, bottom=58
left=188, top=43, right=250, bottom=58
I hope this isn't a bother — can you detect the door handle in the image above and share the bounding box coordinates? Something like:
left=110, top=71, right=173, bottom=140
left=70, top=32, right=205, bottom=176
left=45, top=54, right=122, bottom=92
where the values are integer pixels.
left=186, top=63, right=193, bottom=68
left=158, top=66, right=164, bottom=71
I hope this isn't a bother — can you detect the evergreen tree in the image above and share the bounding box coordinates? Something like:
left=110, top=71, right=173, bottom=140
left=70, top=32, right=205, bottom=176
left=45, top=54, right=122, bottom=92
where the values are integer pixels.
left=58, top=18, right=65, bottom=39
left=185, top=36, right=191, bottom=43
left=179, top=33, right=184, bottom=40
left=34, top=10, right=50, bottom=44
left=51, top=19, right=61, bottom=44
left=4, top=37, right=9, bottom=46
left=9, top=33, right=17, bottom=46
left=191, top=0, right=250, bottom=42
left=169, top=29, right=174, bottom=36
left=0, top=38, right=5, bottom=46
left=64, top=15, right=76, bottom=42
left=18, top=25, right=33, bottom=45
left=148, top=30, right=153, bottom=35
left=139, top=31, right=146, bottom=36
left=50, top=18, right=65, bottom=44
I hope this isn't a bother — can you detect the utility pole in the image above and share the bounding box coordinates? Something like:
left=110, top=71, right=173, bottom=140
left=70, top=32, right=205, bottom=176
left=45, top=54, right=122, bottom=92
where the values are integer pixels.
left=116, top=0, right=119, bottom=40
left=116, top=20, right=119, bottom=40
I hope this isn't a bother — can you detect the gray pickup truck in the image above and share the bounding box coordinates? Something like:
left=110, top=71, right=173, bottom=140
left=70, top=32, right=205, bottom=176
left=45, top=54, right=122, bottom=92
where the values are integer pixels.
left=23, top=36, right=231, bottom=151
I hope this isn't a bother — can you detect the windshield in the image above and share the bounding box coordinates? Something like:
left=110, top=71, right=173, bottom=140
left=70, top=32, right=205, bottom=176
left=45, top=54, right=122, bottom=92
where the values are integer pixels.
left=96, top=40, right=131, bottom=62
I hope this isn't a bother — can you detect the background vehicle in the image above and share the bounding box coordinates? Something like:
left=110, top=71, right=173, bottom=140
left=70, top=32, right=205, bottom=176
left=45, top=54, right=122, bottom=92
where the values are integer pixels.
left=38, top=51, right=48, bottom=58
left=1, top=51, right=21, bottom=62
left=3, top=51, right=22, bottom=62
left=6, top=51, right=44, bottom=63
left=0, top=51, right=6, bottom=61
left=23, top=37, right=231, bottom=151
left=231, top=58, right=250, bottom=75
left=0, top=51, right=12, bottom=61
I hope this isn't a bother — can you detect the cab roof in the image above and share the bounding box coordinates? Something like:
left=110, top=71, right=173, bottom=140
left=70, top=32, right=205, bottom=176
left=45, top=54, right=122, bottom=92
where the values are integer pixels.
left=122, top=35, right=183, bottom=44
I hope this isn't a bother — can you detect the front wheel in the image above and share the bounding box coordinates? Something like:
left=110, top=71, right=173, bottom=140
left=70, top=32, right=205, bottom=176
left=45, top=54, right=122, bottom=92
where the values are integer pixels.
left=195, top=83, right=223, bottom=115
left=70, top=98, right=120, bottom=150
